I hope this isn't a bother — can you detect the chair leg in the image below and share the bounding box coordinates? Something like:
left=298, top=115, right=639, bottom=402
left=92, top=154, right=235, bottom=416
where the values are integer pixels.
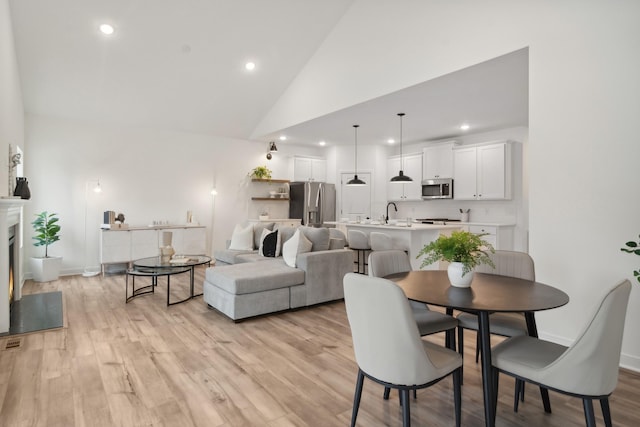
left=400, top=389, right=411, bottom=427
left=383, top=386, right=390, bottom=400
left=583, top=398, right=597, bottom=427
left=540, top=387, right=552, bottom=413
left=600, top=398, right=612, bottom=427
left=457, top=327, right=464, bottom=385
left=475, top=332, right=480, bottom=363
left=514, top=379, right=523, bottom=412
left=453, top=368, right=462, bottom=427
left=350, top=369, right=365, bottom=427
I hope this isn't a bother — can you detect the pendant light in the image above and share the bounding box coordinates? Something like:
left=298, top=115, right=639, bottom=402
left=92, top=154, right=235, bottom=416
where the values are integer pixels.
left=347, top=124, right=366, bottom=186
left=390, top=113, right=413, bottom=183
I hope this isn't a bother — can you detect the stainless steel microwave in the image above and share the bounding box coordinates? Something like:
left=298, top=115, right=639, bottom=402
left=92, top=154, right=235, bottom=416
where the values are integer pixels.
left=421, top=178, right=453, bottom=200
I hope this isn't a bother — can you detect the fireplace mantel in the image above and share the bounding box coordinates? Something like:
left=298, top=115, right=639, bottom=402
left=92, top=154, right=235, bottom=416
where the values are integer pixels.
left=0, top=198, right=28, bottom=334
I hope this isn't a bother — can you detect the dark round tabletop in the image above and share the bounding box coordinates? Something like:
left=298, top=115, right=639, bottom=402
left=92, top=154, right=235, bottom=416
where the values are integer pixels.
left=384, top=270, right=570, bottom=313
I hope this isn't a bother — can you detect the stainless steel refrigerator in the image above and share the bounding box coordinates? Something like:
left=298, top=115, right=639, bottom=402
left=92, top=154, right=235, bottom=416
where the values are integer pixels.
left=289, top=182, right=336, bottom=227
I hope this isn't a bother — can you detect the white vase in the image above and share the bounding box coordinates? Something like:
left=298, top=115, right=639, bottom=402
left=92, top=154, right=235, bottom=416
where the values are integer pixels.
left=447, top=262, right=474, bottom=287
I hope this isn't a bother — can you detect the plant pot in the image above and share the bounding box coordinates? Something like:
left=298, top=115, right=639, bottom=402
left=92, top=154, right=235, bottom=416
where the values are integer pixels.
left=259, top=215, right=269, bottom=220
left=447, top=262, right=474, bottom=287
left=30, top=256, right=62, bottom=282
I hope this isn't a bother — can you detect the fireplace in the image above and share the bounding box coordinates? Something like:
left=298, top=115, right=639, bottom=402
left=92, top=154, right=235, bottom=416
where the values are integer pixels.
left=0, top=199, right=27, bottom=335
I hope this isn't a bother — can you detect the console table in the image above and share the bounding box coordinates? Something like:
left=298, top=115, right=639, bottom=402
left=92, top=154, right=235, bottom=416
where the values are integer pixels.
left=100, top=225, right=206, bottom=274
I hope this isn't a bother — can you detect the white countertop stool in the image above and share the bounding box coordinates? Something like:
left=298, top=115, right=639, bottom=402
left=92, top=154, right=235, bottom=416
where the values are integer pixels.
left=348, top=229, right=371, bottom=274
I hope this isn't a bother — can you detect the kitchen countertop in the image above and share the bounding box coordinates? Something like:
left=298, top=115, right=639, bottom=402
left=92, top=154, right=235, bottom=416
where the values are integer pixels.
left=324, top=221, right=463, bottom=231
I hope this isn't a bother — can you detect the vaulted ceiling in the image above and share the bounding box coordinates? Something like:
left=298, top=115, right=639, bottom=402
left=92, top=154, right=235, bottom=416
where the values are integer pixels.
left=9, top=0, right=527, bottom=146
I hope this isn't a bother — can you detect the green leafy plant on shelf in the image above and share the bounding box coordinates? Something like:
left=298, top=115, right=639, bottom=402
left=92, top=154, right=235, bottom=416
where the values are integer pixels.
left=32, top=211, right=61, bottom=258
left=249, top=165, right=272, bottom=180
left=417, top=230, right=495, bottom=276
left=620, top=235, right=640, bottom=284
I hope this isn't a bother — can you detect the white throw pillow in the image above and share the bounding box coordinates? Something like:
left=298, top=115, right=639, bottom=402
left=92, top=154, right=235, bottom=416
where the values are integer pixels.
left=259, top=228, right=281, bottom=257
left=228, top=224, right=254, bottom=251
left=282, top=229, right=312, bottom=268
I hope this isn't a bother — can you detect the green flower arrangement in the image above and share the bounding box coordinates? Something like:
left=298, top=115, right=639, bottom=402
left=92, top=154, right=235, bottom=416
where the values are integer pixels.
left=249, top=165, right=272, bottom=180
left=620, top=235, right=640, bottom=284
left=417, top=230, right=495, bottom=276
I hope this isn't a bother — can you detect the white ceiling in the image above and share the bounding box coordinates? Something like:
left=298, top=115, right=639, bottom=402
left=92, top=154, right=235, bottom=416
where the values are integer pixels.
left=9, top=1, right=528, bottom=146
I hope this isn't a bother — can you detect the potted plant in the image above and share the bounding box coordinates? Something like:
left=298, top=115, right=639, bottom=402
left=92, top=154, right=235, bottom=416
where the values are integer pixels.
left=620, top=235, right=640, bottom=284
left=249, top=165, right=272, bottom=180
left=30, top=211, right=62, bottom=282
left=417, top=230, right=495, bottom=287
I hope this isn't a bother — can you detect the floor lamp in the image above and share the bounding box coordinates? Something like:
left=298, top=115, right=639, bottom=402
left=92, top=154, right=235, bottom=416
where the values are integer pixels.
left=83, top=180, right=102, bottom=277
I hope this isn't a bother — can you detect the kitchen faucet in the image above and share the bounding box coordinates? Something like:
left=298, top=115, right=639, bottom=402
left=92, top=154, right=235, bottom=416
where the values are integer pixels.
left=385, top=202, right=397, bottom=223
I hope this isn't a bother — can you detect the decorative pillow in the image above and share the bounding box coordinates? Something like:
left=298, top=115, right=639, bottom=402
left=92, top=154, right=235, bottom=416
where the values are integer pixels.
left=274, top=225, right=297, bottom=245
left=259, top=229, right=280, bottom=257
left=299, top=226, right=330, bottom=252
left=228, top=224, right=254, bottom=251
left=253, top=222, right=274, bottom=249
left=282, top=229, right=312, bottom=268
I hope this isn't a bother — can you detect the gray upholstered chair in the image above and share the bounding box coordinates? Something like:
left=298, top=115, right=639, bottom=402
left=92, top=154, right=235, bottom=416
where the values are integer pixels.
left=348, top=229, right=370, bottom=274
left=328, top=228, right=347, bottom=249
left=491, top=279, right=631, bottom=427
left=343, top=273, right=462, bottom=427
left=369, top=250, right=458, bottom=340
left=369, top=231, right=393, bottom=251
left=456, top=250, right=532, bottom=403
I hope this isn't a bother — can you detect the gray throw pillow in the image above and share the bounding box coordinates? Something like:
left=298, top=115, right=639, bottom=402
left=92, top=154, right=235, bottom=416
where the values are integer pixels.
left=299, top=226, right=330, bottom=251
left=274, top=225, right=298, bottom=245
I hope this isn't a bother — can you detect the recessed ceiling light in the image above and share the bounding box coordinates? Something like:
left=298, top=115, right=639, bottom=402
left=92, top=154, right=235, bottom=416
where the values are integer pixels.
left=460, top=123, right=470, bottom=131
left=387, top=139, right=395, bottom=144
left=279, top=135, right=287, bottom=141
left=245, top=62, right=256, bottom=71
left=99, top=24, right=115, bottom=35
left=319, top=141, right=326, bottom=146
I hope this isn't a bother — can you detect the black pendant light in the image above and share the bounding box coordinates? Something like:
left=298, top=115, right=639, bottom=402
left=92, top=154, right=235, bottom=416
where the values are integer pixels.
left=390, top=112, right=413, bottom=183
left=347, top=124, right=366, bottom=186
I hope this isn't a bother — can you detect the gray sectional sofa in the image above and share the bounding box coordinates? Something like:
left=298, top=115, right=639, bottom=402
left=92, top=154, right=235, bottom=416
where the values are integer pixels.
left=203, top=224, right=353, bottom=321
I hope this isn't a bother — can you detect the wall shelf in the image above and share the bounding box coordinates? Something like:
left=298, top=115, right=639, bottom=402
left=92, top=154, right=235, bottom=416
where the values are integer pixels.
left=251, top=197, right=289, bottom=201
left=251, top=179, right=290, bottom=183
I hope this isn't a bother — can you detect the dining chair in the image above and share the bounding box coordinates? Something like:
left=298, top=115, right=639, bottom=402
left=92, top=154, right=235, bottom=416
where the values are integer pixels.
left=491, top=279, right=631, bottom=427
left=369, top=250, right=458, bottom=342
left=343, top=273, right=462, bottom=427
left=348, top=230, right=371, bottom=274
left=455, top=250, right=532, bottom=406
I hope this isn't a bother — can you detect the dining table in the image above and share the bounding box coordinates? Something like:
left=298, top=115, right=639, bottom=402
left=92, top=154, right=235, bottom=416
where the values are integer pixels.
left=384, top=270, right=570, bottom=427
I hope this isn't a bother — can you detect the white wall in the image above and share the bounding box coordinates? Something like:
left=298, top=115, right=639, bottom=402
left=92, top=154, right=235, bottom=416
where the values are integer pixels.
left=0, top=0, right=24, bottom=197
left=258, top=1, right=640, bottom=370
left=23, top=115, right=326, bottom=275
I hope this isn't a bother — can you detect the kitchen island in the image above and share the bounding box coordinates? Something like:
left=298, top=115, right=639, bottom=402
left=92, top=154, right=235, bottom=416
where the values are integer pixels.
left=326, top=221, right=463, bottom=270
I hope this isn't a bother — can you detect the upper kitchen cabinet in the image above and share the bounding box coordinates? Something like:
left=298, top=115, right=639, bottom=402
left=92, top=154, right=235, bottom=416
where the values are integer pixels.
left=422, top=141, right=455, bottom=179
left=453, top=141, right=512, bottom=200
left=387, top=152, right=422, bottom=201
left=293, top=156, right=326, bottom=182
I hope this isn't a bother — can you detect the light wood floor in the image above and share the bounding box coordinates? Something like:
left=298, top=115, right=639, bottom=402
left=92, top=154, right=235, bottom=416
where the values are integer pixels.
left=1, top=269, right=638, bottom=426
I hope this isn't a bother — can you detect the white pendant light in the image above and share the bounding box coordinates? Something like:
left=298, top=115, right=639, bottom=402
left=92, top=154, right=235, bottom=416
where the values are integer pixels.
left=347, top=125, right=366, bottom=186
left=390, top=113, right=413, bottom=183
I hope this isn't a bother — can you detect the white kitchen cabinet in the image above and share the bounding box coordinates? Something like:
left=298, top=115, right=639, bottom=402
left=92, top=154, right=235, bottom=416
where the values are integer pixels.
left=467, top=224, right=514, bottom=250
left=387, top=153, right=422, bottom=201
left=423, top=142, right=454, bottom=179
left=293, top=156, right=326, bottom=182
left=453, top=141, right=511, bottom=200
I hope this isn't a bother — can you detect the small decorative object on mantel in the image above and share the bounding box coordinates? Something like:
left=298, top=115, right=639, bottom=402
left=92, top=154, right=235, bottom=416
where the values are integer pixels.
left=249, top=165, right=272, bottom=180
left=620, top=234, right=640, bottom=284
left=417, top=230, right=495, bottom=287
left=13, top=177, right=31, bottom=199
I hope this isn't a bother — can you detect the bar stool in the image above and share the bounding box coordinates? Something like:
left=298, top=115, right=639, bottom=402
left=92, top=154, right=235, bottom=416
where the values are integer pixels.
left=369, top=231, right=393, bottom=251
left=347, top=230, right=370, bottom=274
